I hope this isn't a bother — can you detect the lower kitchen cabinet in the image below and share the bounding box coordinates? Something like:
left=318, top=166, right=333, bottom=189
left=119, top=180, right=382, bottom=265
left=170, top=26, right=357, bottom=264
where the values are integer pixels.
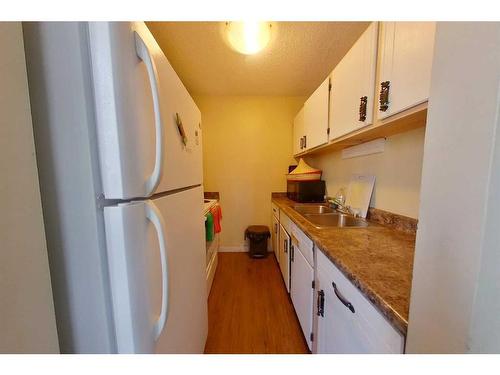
left=271, top=214, right=279, bottom=257
left=278, top=224, right=291, bottom=292
left=290, top=237, right=314, bottom=351
left=315, top=250, right=404, bottom=353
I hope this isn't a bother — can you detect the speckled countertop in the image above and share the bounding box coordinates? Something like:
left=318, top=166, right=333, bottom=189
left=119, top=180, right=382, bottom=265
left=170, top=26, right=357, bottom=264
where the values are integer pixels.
left=272, top=195, right=416, bottom=335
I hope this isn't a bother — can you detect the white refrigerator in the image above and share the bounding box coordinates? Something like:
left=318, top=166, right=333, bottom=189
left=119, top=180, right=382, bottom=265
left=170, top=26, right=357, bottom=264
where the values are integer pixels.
left=23, top=22, right=208, bottom=353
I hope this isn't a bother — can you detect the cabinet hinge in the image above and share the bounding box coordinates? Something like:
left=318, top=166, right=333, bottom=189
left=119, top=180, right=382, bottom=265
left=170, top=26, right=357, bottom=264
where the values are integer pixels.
left=312, top=280, right=315, bottom=289
left=310, top=332, right=314, bottom=342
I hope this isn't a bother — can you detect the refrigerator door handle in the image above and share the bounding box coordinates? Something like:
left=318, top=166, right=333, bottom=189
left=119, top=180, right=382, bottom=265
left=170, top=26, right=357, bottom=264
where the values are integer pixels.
left=134, top=31, right=164, bottom=196
left=145, top=200, right=169, bottom=340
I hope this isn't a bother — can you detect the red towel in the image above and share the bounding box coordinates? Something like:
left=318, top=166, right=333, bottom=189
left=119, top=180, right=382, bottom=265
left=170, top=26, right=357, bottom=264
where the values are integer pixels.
left=210, top=204, right=222, bottom=234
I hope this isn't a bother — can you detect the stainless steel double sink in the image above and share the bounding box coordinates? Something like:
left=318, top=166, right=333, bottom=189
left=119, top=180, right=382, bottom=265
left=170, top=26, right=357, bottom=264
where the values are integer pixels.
left=292, top=204, right=369, bottom=229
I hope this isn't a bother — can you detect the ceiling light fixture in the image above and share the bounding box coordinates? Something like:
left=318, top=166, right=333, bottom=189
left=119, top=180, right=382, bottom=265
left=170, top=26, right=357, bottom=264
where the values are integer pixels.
left=224, top=21, right=272, bottom=55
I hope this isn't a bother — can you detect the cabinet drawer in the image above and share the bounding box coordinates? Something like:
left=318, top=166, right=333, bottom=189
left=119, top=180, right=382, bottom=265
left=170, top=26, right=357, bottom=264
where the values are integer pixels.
left=291, top=223, right=314, bottom=267
left=279, top=211, right=293, bottom=234
left=316, top=250, right=404, bottom=353
left=271, top=203, right=279, bottom=219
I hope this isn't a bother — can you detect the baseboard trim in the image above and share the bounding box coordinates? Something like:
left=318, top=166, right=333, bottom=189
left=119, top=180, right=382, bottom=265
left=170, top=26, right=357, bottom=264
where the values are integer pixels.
left=219, top=245, right=248, bottom=253
left=219, top=245, right=274, bottom=253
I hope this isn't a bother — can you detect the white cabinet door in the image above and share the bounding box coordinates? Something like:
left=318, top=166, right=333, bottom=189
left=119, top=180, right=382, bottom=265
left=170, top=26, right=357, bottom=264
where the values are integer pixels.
left=290, top=243, right=314, bottom=351
left=271, top=202, right=279, bottom=219
left=89, top=22, right=203, bottom=199
left=317, top=268, right=370, bottom=354
left=278, top=224, right=290, bottom=292
left=271, top=214, right=279, bottom=257
left=316, top=250, right=404, bottom=354
left=378, top=22, right=436, bottom=119
left=293, top=106, right=305, bottom=155
left=303, top=76, right=330, bottom=150
left=330, top=22, right=378, bottom=139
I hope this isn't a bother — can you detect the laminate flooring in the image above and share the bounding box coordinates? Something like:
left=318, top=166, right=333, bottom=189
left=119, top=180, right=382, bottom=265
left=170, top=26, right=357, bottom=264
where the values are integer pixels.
left=204, top=252, right=309, bottom=354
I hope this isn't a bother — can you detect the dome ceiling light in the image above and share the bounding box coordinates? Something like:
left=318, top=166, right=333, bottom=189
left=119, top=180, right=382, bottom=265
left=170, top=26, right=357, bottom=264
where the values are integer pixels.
left=223, top=21, right=273, bottom=55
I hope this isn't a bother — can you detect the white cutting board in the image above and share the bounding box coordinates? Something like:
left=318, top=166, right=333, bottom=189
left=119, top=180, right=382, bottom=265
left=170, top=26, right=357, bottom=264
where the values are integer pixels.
left=345, top=174, right=376, bottom=218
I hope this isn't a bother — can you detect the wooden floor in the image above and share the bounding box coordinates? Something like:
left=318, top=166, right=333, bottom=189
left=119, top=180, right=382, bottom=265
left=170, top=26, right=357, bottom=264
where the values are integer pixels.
left=204, top=252, right=309, bottom=354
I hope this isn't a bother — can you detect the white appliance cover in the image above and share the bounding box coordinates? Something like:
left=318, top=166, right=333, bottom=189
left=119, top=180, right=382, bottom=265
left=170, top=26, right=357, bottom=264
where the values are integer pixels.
left=89, top=22, right=203, bottom=199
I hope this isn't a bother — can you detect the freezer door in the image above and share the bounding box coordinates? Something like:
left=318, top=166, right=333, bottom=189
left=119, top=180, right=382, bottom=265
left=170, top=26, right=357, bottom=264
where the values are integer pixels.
left=89, top=22, right=203, bottom=199
left=104, top=186, right=208, bottom=353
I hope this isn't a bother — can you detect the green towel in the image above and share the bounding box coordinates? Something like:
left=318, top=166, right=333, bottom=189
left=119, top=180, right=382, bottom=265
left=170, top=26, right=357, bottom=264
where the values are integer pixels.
left=205, top=212, right=215, bottom=242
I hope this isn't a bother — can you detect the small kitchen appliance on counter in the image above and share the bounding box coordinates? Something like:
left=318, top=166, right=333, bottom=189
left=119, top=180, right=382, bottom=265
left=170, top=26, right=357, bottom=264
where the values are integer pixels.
left=287, top=180, right=326, bottom=202
left=286, top=159, right=325, bottom=202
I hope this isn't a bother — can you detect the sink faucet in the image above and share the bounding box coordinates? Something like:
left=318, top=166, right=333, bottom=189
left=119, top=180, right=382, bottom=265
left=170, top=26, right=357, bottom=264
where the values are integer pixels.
left=326, top=197, right=361, bottom=218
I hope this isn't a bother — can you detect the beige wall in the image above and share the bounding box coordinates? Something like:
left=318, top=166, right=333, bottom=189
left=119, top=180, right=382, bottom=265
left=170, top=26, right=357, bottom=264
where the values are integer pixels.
left=196, top=95, right=304, bottom=249
left=305, top=127, right=426, bottom=218
left=407, top=22, right=500, bottom=353
left=0, top=22, right=59, bottom=353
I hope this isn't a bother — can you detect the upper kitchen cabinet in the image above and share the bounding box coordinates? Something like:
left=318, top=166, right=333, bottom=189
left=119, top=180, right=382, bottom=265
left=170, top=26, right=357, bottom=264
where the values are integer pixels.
left=293, top=106, right=305, bottom=156
left=330, top=22, right=378, bottom=139
left=303, top=76, right=330, bottom=151
left=377, top=22, right=436, bottom=120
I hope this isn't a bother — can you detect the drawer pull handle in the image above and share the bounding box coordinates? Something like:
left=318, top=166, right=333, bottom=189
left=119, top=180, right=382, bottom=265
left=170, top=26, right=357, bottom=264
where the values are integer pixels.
left=317, top=290, right=325, bottom=317
left=379, top=81, right=390, bottom=112
left=359, top=95, right=368, bottom=122
left=332, top=281, right=355, bottom=313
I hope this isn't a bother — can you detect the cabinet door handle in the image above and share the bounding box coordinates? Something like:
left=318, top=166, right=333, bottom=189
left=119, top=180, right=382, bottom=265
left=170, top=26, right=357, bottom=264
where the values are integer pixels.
left=379, top=81, right=390, bottom=112
left=332, top=281, right=355, bottom=313
left=284, top=238, right=288, bottom=253
left=290, top=244, right=294, bottom=262
left=317, top=290, right=325, bottom=317
left=359, top=95, right=368, bottom=122
left=299, top=137, right=303, bottom=150
left=303, top=135, right=307, bottom=149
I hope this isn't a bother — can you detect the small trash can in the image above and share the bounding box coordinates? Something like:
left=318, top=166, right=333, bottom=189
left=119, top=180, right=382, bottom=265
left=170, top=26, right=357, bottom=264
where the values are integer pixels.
left=245, top=225, right=270, bottom=258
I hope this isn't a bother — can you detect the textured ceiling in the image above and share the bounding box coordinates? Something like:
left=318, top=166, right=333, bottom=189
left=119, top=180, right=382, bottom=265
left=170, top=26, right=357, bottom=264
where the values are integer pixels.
left=147, top=22, right=370, bottom=97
